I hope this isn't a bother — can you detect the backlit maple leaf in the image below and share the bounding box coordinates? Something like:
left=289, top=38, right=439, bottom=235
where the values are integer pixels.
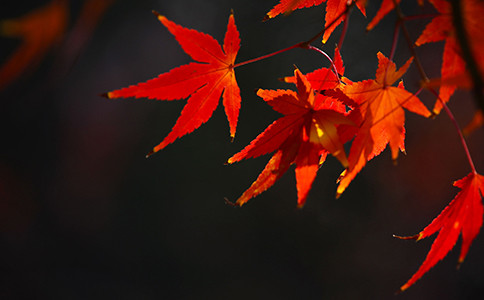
left=397, top=172, right=484, bottom=291
left=336, top=52, right=431, bottom=197
left=265, top=0, right=366, bottom=43
left=228, top=68, right=352, bottom=207
left=105, top=12, right=241, bottom=156
left=0, top=0, right=68, bottom=90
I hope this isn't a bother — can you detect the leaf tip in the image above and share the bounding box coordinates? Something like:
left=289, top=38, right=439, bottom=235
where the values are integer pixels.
left=399, top=284, right=410, bottom=293
left=152, top=10, right=165, bottom=23
left=145, top=149, right=157, bottom=158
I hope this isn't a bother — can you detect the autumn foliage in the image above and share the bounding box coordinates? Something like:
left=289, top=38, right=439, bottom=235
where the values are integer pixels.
left=105, top=0, right=483, bottom=292
left=1, top=0, right=483, bottom=294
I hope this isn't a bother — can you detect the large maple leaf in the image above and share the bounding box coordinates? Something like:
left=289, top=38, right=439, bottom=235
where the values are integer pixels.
left=228, top=68, right=352, bottom=207
left=265, top=0, right=366, bottom=43
left=416, top=0, right=484, bottom=114
left=105, top=12, right=241, bottom=155
left=397, top=172, right=484, bottom=291
left=336, top=52, right=431, bottom=197
left=0, top=0, right=68, bottom=90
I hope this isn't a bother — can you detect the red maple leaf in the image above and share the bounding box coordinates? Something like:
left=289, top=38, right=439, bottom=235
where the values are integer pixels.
left=265, top=0, right=366, bottom=43
left=0, top=0, right=68, bottom=90
left=397, top=172, right=484, bottom=291
left=228, top=68, right=352, bottom=207
left=416, top=0, right=484, bottom=114
left=336, top=52, right=431, bottom=197
left=105, top=12, right=241, bottom=156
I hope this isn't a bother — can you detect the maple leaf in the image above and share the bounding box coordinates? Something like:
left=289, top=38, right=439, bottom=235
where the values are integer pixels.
left=265, top=0, right=366, bottom=43
left=397, top=172, right=484, bottom=291
left=336, top=52, right=431, bottom=197
left=105, top=12, right=241, bottom=156
left=228, top=68, right=352, bottom=207
left=415, top=0, right=484, bottom=114
left=0, top=0, right=68, bottom=90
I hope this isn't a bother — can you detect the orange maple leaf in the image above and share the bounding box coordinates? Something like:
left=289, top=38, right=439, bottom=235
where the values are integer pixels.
left=265, top=0, right=366, bottom=43
left=0, top=0, right=68, bottom=90
left=105, top=12, right=241, bottom=156
left=336, top=52, right=431, bottom=197
left=228, top=68, right=352, bottom=207
left=397, top=172, right=484, bottom=291
left=416, top=0, right=484, bottom=114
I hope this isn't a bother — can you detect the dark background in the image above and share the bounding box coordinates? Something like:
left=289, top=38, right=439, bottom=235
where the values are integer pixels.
left=1, top=0, right=483, bottom=299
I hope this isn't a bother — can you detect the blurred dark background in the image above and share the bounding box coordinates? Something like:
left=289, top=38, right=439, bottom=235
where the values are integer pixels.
left=0, top=0, right=483, bottom=299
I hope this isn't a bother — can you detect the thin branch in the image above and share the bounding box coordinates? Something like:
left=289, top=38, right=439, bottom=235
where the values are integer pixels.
left=392, top=1, right=428, bottom=82
left=338, top=7, right=352, bottom=49
left=429, top=89, right=477, bottom=174
left=393, top=0, right=478, bottom=173
left=389, top=20, right=401, bottom=61
left=449, top=0, right=484, bottom=113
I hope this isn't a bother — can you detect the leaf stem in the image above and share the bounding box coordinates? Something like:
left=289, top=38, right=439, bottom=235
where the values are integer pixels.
left=307, top=45, right=341, bottom=83
left=233, top=43, right=304, bottom=68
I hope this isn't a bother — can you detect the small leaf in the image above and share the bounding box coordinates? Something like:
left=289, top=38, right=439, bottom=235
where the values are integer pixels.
left=399, top=172, right=484, bottom=291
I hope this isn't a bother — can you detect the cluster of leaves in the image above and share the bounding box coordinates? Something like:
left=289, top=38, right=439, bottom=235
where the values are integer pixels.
left=103, top=0, right=484, bottom=291
left=7, top=0, right=480, bottom=293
